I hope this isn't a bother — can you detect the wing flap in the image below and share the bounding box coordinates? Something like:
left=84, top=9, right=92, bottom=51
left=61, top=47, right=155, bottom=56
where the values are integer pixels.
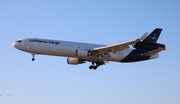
left=93, top=39, right=140, bottom=53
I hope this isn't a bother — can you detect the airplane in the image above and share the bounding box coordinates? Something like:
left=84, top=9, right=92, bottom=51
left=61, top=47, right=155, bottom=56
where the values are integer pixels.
left=12, top=28, right=166, bottom=70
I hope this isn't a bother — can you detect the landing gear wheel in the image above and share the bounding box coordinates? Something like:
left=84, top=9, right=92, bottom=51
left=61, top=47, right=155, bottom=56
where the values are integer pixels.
left=89, top=65, right=93, bottom=69
left=96, top=62, right=100, bottom=67
left=89, top=60, right=105, bottom=70
left=100, top=61, right=105, bottom=65
left=32, top=58, right=35, bottom=61
left=96, top=61, right=105, bottom=66
left=93, top=66, right=97, bottom=70
left=89, top=65, right=97, bottom=70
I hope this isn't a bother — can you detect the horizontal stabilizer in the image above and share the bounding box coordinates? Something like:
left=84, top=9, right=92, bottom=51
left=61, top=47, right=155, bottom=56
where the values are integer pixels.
left=141, top=47, right=165, bottom=56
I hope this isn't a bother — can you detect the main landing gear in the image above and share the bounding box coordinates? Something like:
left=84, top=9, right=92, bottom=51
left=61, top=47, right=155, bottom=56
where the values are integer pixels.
left=89, top=61, right=105, bottom=70
left=31, top=53, right=35, bottom=61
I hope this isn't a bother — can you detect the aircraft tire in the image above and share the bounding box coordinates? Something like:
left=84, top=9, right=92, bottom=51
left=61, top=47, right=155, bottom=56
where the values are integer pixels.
left=32, top=58, right=35, bottom=61
left=93, top=66, right=97, bottom=70
left=89, top=65, right=93, bottom=69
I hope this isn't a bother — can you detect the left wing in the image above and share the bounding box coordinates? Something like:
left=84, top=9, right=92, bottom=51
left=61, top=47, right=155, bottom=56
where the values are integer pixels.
left=92, top=39, right=140, bottom=54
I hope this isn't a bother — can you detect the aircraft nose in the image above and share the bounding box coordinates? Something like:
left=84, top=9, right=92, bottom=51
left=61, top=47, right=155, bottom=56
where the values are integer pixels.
left=12, top=42, right=18, bottom=48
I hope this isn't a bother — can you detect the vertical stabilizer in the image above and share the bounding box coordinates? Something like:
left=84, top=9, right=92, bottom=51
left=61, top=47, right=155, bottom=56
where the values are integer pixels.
left=142, top=28, right=162, bottom=43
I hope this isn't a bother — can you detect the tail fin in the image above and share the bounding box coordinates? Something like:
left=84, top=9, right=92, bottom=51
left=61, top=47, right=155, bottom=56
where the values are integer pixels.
left=142, top=28, right=162, bottom=43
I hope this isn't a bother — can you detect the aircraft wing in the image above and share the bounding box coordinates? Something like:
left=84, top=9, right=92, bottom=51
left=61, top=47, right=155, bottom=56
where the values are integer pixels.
left=92, top=39, right=141, bottom=54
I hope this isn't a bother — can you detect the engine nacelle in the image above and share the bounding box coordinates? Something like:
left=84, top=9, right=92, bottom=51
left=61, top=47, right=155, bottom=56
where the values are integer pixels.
left=67, top=57, right=85, bottom=65
left=134, top=42, right=165, bottom=50
left=76, top=49, right=92, bottom=57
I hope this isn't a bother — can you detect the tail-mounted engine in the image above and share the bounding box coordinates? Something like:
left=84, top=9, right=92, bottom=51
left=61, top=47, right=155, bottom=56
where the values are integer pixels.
left=134, top=42, right=165, bottom=51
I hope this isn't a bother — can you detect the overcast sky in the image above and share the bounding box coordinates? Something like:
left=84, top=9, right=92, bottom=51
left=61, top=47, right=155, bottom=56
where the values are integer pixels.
left=1, top=0, right=180, bottom=104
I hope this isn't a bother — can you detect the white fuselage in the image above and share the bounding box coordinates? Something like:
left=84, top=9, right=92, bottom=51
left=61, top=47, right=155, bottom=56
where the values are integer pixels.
left=12, top=38, right=134, bottom=62
left=12, top=28, right=164, bottom=69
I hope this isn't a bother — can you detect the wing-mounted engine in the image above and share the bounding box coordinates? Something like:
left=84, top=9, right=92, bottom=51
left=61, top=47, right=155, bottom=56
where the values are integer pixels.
left=76, top=49, right=92, bottom=57
left=67, top=50, right=92, bottom=65
left=67, top=57, right=85, bottom=65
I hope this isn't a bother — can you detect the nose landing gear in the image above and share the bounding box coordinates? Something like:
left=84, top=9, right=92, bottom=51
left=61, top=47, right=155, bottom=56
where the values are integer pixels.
left=31, top=53, right=35, bottom=61
left=32, top=58, right=35, bottom=61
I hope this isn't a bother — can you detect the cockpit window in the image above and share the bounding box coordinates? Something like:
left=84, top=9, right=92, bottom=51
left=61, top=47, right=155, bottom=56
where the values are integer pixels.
left=16, top=40, right=22, bottom=42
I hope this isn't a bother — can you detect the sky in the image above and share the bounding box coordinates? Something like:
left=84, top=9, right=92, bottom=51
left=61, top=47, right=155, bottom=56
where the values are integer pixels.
left=0, top=0, right=180, bottom=104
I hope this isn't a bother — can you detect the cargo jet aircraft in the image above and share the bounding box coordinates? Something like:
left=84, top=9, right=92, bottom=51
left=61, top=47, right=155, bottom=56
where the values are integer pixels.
left=12, top=28, right=166, bottom=70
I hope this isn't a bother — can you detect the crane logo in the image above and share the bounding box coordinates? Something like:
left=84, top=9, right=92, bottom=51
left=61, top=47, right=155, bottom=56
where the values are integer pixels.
left=149, top=34, right=157, bottom=42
